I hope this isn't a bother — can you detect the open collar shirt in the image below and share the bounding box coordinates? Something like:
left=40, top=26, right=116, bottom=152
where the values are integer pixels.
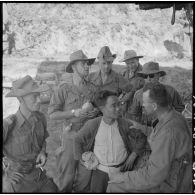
left=94, top=119, right=128, bottom=174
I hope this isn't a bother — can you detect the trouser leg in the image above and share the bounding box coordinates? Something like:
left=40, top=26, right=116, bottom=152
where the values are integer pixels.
left=90, top=169, right=109, bottom=193
left=73, top=163, right=92, bottom=192
left=38, top=176, right=58, bottom=192
left=55, top=137, right=77, bottom=192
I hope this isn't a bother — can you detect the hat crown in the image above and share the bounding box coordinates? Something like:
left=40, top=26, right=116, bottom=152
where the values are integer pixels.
left=70, top=50, right=87, bottom=62
left=12, top=75, right=37, bottom=90
left=143, top=61, right=160, bottom=72
left=124, top=50, right=137, bottom=59
left=97, top=46, right=114, bottom=59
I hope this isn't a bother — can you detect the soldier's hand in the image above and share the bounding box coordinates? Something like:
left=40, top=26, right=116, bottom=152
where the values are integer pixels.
left=128, top=119, right=144, bottom=131
left=4, top=168, right=23, bottom=185
left=36, top=152, right=47, bottom=168
left=74, top=109, right=83, bottom=117
left=86, top=108, right=100, bottom=118
left=120, top=152, right=137, bottom=172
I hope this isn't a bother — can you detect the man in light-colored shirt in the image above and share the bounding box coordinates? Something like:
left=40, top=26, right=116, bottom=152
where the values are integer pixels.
left=94, top=118, right=128, bottom=175
left=73, top=90, right=147, bottom=192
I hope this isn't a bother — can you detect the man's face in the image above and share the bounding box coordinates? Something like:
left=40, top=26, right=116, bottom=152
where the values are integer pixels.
left=103, top=96, right=120, bottom=119
left=144, top=73, right=160, bottom=83
left=99, top=58, right=112, bottom=74
left=125, top=58, right=139, bottom=71
left=142, top=90, right=156, bottom=116
left=75, top=61, right=90, bottom=77
left=22, top=92, right=41, bottom=112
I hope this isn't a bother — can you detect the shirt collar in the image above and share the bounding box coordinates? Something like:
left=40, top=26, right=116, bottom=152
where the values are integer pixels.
left=15, top=109, right=25, bottom=128
left=153, top=109, right=175, bottom=134
left=15, top=109, right=38, bottom=128
left=101, top=118, right=117, bottom=127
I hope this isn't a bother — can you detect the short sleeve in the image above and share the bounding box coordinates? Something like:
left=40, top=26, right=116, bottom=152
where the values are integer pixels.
left=48, top=84, right=68, bottom=115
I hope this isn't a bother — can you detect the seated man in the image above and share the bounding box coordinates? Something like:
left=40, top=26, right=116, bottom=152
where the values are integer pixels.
left=3, top=75, right=58, bottom=192
left=107, top=82, right=192, bottom=193
left=73, top=90, right=147, bottom=192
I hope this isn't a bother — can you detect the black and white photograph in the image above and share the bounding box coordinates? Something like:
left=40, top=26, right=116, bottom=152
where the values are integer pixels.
left=2, top=2, right=193, bottom=193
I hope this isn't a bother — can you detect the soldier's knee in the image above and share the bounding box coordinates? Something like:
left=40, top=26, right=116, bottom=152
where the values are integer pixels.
left=40, top=178, right=59, bottom=192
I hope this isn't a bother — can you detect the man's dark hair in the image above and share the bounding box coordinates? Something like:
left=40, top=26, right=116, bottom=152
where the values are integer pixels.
left=143, top=82, right=170, bottom=108
left=92, top=90, right=118, bottom=108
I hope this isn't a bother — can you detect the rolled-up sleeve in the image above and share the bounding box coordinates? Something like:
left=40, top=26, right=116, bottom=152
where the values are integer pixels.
left=48, top=85, right=67, bottom=115
left=122, top=129, right=175, bottom=190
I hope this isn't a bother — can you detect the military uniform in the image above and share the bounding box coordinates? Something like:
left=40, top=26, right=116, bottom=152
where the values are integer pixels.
left=107, top=110, right=192, bottom=193
left=88, top=70, right=131, bottom=95
left=120, top=63, right=145, bottom=116
left=3, top=110, right=57, bottom=192
left=48, top=81, right=97, bottom=192
left=130, top=83, right=185, bottom=125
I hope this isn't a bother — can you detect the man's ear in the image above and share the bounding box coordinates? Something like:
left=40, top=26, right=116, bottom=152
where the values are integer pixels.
left=152, top=103, right=157, bottom=111
left=99, top=106, right=104, bottom=113
left=17, top=97, right=23, bottom=103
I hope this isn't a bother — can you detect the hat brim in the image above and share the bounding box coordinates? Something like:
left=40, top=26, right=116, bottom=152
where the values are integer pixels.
left=119, top=56, right=143, bottom=62
left=98, top=54, right=117, bottom=62
left=137, top=70, right=166, bottom=77
left=5, top=84, right=50, bottom=97
left=66, top=58, right=96, bottom=73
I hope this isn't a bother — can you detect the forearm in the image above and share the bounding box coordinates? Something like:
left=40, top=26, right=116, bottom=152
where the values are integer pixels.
left=130, top=151, right=138, bottom=160
left=40, top=141, right=47, bottom=154
left=49, top=110, right=74, bottom=120
left=73, top=137, right=84, bottom=160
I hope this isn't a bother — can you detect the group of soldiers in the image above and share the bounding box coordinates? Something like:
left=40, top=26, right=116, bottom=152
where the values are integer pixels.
left=3, top=46, right=192, bottom=193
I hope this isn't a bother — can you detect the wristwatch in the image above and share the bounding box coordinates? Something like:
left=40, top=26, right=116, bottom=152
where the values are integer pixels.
left=71, top=109, right=75, bottom=116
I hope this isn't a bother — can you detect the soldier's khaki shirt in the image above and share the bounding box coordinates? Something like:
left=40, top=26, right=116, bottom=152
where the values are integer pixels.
left=108, top=110, right=191, bottom=192
left=88, top=70, right=132, bottom=94
left=3, top=110, right=48, bottom=162
left=48, top=81, right=96, bottom=132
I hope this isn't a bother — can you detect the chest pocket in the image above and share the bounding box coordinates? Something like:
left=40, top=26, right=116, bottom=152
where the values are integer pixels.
left=11, top=128, right=32, bottom=155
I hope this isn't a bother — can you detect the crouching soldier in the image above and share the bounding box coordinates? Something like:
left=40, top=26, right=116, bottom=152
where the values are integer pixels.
left=3, top=75, right=58, bottom=193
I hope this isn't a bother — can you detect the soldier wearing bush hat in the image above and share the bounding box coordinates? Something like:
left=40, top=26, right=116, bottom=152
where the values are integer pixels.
left=119, top=50, right=145, bottom=116
left=48, top=50, right=100, bottom=192
left=120, top=50, right=143, bottom=80
left=3, top=75, right=58, bottom=192
left=130, top=61, right=185, bottom=126
left=66, top=50, right=95, bottom=74
left=89, top=46, right=132, bottom=96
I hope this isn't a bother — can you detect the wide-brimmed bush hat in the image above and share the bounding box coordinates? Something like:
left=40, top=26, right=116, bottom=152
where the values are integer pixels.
left=97, top=46, right=116, bottom=62
left=137, top=61, right=166, bottom=77
left=119, top=50, right=143, bottom=62
left=66, top=50, right=96, bottom=73
left=5, top=75, right=49, bottom=97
